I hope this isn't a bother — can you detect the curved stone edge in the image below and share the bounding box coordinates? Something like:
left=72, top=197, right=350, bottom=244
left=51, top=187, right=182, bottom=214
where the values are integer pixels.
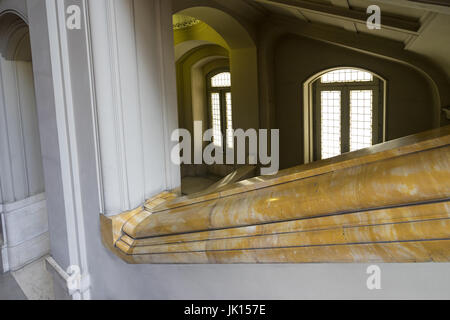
left=99, top=126, right=450, bottom=264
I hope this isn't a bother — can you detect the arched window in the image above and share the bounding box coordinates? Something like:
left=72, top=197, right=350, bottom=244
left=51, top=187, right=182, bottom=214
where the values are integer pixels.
left=311, top=68, right=384, bottom=160
left=207, top=70, right=233, bottom=150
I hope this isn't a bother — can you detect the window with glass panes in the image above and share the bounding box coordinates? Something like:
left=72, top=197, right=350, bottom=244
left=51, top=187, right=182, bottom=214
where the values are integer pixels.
left=207, top=70, right=233, bottom=150
left=313, top=68, right=383, bottom=160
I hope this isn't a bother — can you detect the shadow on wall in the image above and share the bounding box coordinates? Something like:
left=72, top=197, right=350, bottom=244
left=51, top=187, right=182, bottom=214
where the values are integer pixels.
left=274, top=34, right=438, bottom=170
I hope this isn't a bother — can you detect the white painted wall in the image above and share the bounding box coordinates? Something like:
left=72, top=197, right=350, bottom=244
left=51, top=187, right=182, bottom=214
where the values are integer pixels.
left=0, top=16, right=49, bottom=272
left=88, top=0, right=180, bottom=216
left=0, top=58, right=45, bottom=202
left=1, top=194, right=49, bottom=272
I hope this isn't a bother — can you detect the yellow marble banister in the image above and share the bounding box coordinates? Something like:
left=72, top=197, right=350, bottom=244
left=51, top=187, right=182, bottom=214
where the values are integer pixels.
left=101, top=126, right=450, bottom=263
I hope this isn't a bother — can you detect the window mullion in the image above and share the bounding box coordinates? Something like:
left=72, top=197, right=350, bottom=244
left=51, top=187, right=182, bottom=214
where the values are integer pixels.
left=314, top=85, right=321, bottom=161
left=220, top=89, right=227, bottom=152
left=341, top=87, right=350, bottom=154
left=373, top=87, right=379, bottom=145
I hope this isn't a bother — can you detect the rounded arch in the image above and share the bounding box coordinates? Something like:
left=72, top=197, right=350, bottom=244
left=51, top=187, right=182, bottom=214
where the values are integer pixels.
left=176, top=44, right=229, bottom=131
left=173, top=3, right=259, bottom=131
left=0, top=5, right=28, bottom=25
left=207, top=69, right=231, bottom=85
left=303, top=66, right=387, bottom=87
left=0, top=11, right=30, bottom=61
left=275, top=30, right=444, bottom=126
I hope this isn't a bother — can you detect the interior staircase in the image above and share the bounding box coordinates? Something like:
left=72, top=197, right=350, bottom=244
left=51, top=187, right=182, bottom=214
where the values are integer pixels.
left=101, top=126, right=450, bottom=264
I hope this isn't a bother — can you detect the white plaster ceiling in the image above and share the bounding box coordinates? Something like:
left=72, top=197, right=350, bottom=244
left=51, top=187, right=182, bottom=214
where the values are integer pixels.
left=245, top=0, right=450, bottom=79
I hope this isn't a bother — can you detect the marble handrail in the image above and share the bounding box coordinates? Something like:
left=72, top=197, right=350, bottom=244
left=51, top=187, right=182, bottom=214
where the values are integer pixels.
left=101, top=126, right=450, bottom=263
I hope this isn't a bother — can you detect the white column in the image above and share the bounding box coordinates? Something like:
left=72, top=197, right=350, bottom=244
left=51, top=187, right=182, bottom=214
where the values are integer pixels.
left=88, top=0, right=180, bottom=215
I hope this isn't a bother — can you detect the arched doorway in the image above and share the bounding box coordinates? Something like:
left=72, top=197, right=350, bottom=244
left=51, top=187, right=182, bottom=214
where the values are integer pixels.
left=172, top=6, right=259, bottom=194
left=0, top=12, right=49, bottom=273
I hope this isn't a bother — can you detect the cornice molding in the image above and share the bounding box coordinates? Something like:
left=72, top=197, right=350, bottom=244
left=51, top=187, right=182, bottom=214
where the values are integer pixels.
left=255, top=0, right=421, bottom=34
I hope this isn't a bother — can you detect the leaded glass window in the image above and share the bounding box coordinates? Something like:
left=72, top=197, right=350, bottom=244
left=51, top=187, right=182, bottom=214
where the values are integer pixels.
left=207, top=70, right=233, bottom=150
left=314, top=68, right=382, bottom=160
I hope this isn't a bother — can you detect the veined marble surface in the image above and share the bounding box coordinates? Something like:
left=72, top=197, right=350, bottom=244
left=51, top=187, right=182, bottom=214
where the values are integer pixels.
left=101, top=126, right=450, bottom=264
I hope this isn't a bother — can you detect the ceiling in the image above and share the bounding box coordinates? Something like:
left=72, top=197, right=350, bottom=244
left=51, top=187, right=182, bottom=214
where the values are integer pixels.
left=240, top=0, right=450, bottom=80
left=174, top=0, right=450, bottom=81
left=251, top=0, right=435, bottom=41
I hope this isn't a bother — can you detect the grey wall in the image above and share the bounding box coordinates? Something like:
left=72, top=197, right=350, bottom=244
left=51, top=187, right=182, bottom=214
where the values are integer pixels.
left=27, top=0, right=71, bottom=269
left=0, top=50, right=45, bottom=203
left=0, top=8, right=49, bottom=272
left=274, top=34, right=437, bottom=170
left=86, top=261, right=450, bottom=299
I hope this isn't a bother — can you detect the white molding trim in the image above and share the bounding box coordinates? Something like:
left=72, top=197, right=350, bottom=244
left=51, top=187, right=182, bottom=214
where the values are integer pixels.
left=6, top=231, right=49, bottom=271
left=0, top=211, right=9, bottom=272
left=45, top=0, right=91, bottom=300
left=0, top=9, right=29, bottom=26
left=0, top=193, right=48, bottom=272
left=45, top=255, right=91, bottom=300
left=1, top=192, right=45, bottom=213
